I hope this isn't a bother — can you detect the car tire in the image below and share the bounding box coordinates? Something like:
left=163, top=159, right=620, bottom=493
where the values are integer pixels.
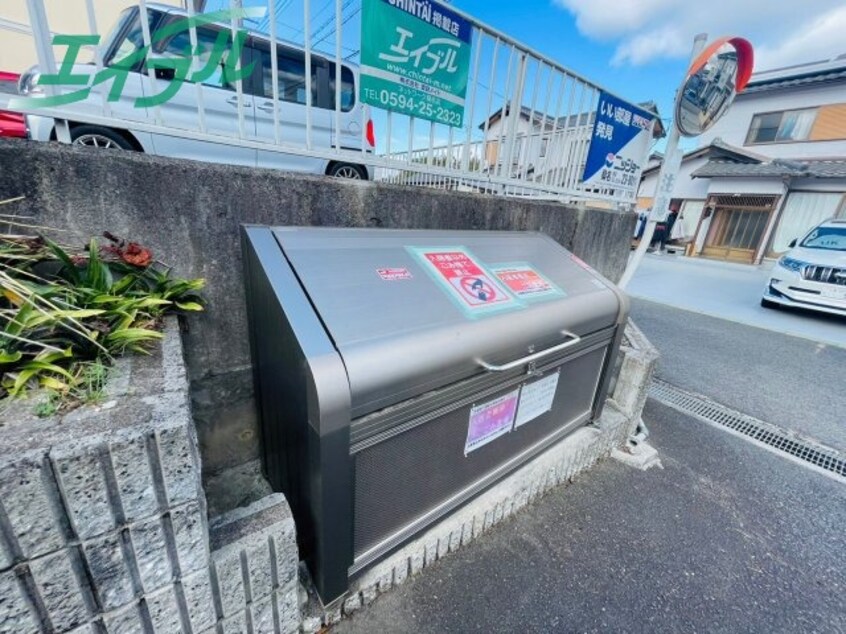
left=761, top=298, right=779, bottom=309
left=70, top=125, right=135, bottom=151
left=327, top=163, right=367, bottom=180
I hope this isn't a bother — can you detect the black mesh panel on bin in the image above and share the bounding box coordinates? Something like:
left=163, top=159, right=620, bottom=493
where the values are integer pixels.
left=353, top=347, right=605, bottom=557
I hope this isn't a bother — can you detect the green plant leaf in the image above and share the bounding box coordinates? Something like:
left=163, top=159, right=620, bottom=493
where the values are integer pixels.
left=26, top=309, right=106, bottom=329
left=174, top=301, right=203, bottom=312
left=8, top=368, right=39, bottom=396
left=39, top=376, right=70, bottom=392
left=22, top=361, right=74, bottom=380
left=109, top=274, right=137, bottom=295
left=0, top=350, right=23, bottom=364
left=84, top=238, right=114, bottom=292
left=44, top=237, right=81, bottom=284
left=105, top=328, right=164, bottom=342
left=4, top=303, right=33, bottom=336
left=34, top=347, right=73, bottom=363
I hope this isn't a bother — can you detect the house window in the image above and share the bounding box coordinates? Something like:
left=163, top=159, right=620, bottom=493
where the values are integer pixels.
left=746, top=108, right=817, bottom=144
left=540, top=138, right=549, bottom=158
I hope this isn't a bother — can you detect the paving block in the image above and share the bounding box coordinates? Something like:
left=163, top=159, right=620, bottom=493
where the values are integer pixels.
left=409, top=550, right=424, bottom=575
left=129, top=516, right=174, bottom=594
left=245, top=537, right=273, bottom=603
left=361, top=584, right=378, bottom=606
left=82, top=533, right=134, bottom=611
left=424, top=539, right=439, bottom=567
left=171, top=502, right=209, bottom=575
left=145, top=586, right=183, bottom=634
left=155, top=417, right=201, bottom=508
left=0, top=457, right=65, bottom=560
left=211, top=547, right=246, bottom=618
left=393, top=558, right=409, bottom=586
left=102, top=602, right=144, bottom=634
left=108, top=432, right=159, bottom=523
left=182, top=569, right=216, bottom=633
left=250, top=592, right=276, bottom=634
left=0, top=570, right=38, bottom=634
left=30, top=548, right=91, bottom=633
left=271, top=529, right=298, bottom=589
left=276, top=583, right=300, bottom=634
left=50, top=447, right=116, bottom=540
left=219, top=609, right=249, bottom=634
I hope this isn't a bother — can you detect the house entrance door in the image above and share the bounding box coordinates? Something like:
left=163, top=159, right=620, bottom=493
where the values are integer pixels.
left=700, top=195, right=778, bottom=263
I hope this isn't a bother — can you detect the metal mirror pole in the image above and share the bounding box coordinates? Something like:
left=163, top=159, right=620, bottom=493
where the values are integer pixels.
left=618, top=33, right=708, bottom=289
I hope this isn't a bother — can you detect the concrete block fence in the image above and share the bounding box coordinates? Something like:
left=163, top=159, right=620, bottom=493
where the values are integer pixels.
left=0, top=320, right=300, bottom=634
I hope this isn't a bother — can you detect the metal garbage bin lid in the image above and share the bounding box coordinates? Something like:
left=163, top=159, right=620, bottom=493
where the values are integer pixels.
left=272, top=228, right=625, bottom=418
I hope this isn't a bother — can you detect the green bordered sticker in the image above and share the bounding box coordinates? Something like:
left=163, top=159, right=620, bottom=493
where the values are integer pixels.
left=407, top=246, right=522, bottom=318
left=489, top=262, right=566, bottom=302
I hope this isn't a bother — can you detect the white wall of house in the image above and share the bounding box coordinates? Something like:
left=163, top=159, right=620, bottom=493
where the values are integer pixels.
left=697, top=83, right=846, bottom=159
left=706, top=177, right=788, bottom=196
left=789, top=177, right=846, bottom=193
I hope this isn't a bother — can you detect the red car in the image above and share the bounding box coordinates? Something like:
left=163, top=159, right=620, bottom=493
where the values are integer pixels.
left=0, top=72, right=26, bottom=139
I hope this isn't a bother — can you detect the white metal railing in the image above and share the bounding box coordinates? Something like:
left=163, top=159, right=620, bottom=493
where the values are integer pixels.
left=0, top=0, right=652, bottom=206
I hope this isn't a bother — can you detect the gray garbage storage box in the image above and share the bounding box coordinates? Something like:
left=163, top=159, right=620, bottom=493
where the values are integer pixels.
left=241, top=226, right=629, bottom=604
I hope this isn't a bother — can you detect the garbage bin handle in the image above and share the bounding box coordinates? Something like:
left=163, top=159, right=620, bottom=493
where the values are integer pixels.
left=477, top=330, right=582, bottom=372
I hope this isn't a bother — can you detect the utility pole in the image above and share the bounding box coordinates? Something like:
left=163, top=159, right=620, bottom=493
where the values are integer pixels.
left=618, top=33, right=708, bottom=289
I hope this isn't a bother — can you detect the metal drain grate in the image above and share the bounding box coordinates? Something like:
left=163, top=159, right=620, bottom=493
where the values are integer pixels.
left=649, top=379, right=846, bottom=479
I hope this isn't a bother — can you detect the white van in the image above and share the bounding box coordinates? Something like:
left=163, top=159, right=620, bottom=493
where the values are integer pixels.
left=19, top=4, right=374, bottom=179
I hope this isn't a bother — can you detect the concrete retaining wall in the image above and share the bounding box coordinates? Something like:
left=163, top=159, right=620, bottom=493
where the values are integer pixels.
left=0, top=138, right=637, bottom=498
left=0, top=321, right=300, bottom=634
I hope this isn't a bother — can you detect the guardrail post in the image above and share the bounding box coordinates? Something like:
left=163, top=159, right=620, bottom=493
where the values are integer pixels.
left=25, top=0, right=71, bottom=143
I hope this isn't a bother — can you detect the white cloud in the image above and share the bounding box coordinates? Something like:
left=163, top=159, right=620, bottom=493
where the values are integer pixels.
left=554, top=0, right=846, bottom=69
left=754, top=5, right=846, bottom=70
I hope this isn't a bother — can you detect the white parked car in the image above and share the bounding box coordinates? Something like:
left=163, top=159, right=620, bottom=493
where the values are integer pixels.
left=18, top=4, right=374, bottom=179
left=762, top=218, right=846, bottom=317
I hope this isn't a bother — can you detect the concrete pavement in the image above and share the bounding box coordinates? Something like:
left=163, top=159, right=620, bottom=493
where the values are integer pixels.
left=626, top=254, right=846, bottom=349
left=336, top=401, right=846, bottom=634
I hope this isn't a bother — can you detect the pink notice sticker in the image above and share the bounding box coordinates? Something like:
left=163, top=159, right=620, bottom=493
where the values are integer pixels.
left=464, top=390, right=520, bottom=455
left=377, top=268, right=413, bottom=281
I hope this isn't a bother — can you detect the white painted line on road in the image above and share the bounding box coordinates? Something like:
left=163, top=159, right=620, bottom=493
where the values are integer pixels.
left=649, top=379, right=846, bottom=485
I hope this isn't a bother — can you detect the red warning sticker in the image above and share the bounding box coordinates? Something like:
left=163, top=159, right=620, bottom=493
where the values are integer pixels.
left=409, top=247, right=518, bottom=314
left=491, top=263, right=565, bottom=300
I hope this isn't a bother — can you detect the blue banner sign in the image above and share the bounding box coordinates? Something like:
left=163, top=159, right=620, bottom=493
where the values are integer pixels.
left=582, top=92, right=656, bottom=198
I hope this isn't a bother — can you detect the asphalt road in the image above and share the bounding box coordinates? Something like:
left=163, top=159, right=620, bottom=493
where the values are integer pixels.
left=630, top=298, right=846, bottom=452
left=336, top=400, right=846, bottom=634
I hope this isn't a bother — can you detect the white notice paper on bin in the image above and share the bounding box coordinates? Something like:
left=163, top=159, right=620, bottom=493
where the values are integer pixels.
left=515, top=372, right=560, bottom=427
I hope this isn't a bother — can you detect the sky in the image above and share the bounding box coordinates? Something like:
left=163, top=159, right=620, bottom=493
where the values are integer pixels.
left=452, top=0, right=846, bottom=147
